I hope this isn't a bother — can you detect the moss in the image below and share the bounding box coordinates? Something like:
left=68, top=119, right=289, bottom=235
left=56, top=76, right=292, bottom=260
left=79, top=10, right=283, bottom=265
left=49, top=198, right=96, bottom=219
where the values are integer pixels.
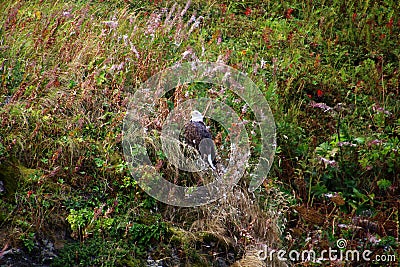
left=0, top=160, right=21, bottom=198
left=168, top=226, right=211, bottom=266
left=119, top=256, right=145, bottom=267
left=18, top=165, right=39, bottom=180
left=169, top=225, right=197, bottom=245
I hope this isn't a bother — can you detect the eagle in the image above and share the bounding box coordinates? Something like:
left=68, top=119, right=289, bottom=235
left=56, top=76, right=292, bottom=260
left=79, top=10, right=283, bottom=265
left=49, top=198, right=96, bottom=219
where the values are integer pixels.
left=183, top=110, right=216, bottom=170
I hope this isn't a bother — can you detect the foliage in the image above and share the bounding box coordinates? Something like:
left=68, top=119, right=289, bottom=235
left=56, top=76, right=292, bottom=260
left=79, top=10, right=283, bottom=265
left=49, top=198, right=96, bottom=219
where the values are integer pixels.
left=0, top=0, right=398, bottom=266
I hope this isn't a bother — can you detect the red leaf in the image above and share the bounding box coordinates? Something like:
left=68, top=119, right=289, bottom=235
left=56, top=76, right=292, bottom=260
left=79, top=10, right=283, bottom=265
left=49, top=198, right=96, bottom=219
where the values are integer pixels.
left=352, top=13, right=357, bottom=22
left=285, top=8, right=294, bottom=19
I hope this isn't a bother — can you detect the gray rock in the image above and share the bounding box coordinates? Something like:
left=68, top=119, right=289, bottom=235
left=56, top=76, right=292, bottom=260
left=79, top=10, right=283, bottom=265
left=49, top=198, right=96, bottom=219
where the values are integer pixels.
left=0, top=180, right=4, bottom=194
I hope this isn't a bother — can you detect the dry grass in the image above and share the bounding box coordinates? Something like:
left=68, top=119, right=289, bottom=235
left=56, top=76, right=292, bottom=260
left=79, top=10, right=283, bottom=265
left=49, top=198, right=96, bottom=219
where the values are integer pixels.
left=1, top=0, right=399, bottom=265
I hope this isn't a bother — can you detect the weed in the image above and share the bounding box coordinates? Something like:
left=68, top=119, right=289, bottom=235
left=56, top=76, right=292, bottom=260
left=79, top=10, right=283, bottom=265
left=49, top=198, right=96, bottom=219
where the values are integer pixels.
left=0, top=0, right=398, bottom=266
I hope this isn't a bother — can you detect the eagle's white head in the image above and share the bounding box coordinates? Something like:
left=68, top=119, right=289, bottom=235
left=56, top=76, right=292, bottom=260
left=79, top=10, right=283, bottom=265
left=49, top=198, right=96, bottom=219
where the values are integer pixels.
left=190, top=110, right=204, bottom=122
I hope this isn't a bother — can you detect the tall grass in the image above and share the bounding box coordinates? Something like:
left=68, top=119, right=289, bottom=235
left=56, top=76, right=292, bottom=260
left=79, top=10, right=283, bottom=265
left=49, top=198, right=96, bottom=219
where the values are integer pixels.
left=0, top=0, right=398, bottom=265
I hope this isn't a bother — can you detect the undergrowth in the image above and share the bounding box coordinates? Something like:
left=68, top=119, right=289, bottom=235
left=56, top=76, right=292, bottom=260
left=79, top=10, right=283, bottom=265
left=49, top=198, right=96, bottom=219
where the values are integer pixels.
left=0, top=0, right=398, bottom=266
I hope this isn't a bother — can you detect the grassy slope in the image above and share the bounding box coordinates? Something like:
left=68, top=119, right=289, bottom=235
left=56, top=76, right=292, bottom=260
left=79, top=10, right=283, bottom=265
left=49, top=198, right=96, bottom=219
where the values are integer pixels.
left=0, top=0, right=399, bottom=266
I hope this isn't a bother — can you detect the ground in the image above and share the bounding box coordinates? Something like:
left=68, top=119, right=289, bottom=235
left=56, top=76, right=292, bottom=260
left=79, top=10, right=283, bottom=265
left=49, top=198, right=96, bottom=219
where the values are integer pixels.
left=0, top=0, right=399, bottom=266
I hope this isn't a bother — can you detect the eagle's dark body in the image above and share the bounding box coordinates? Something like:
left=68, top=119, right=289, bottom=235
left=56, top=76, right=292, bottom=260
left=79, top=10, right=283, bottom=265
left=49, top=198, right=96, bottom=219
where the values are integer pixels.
left=183, top=111, right=216, bottom=169
left=184, top=121, right=212, bottom=149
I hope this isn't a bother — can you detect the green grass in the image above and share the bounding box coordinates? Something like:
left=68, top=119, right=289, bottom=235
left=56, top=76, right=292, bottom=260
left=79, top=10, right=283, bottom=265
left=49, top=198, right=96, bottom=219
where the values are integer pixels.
left=0, top=0, right=399, bottom=266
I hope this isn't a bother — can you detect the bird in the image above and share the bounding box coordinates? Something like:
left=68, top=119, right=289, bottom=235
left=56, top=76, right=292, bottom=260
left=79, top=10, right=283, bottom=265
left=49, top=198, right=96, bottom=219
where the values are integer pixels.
left=183, top=110, right=216, bottom=170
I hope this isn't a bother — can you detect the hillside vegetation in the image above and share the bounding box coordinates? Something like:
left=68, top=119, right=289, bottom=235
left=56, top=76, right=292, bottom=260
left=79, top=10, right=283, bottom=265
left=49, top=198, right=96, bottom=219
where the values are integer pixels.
left=0, top=0, right=399, bottom=266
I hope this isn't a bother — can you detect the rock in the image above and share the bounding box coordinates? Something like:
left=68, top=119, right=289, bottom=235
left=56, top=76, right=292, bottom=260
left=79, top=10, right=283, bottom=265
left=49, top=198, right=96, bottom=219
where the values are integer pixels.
left=0, top=180, right=4, bottom=194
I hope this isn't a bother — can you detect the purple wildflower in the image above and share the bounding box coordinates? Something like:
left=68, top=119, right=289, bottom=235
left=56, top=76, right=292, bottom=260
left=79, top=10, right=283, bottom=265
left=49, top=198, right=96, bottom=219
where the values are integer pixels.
left=310, top=101, right=332, bottom=112
left=318, top=157, right=338, bottom=168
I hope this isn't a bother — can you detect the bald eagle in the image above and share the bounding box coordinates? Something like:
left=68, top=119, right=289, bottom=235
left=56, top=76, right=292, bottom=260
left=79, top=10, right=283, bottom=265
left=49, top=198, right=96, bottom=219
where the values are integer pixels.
left=183, top=110, right=216, bottom=170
